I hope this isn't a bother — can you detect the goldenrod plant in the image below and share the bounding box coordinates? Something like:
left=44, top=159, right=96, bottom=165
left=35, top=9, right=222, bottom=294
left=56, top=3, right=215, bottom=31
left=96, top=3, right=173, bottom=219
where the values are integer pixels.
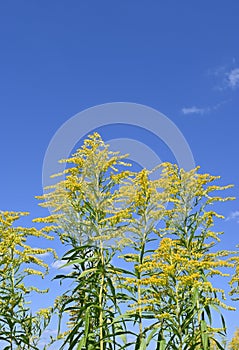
left=35, top=133, right=236, bottom=350
left=36, top=133, right=133, bottom=350
left=136, top=164, right=235, bottom=349
left=0, top=211, right=55, bottom=349
left=116, top=167, right=169, bottom=349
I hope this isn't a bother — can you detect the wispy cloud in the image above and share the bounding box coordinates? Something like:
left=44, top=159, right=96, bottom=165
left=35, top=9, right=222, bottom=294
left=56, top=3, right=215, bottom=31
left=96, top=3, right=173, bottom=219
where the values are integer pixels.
left=51, top=260, right=72, bottom=271
left=227, top=68, right=239, bottom=89
left=210, top=63, right=239, bottom=90
left=181, top=106, right=208, bottom=115
left=181, top=100, right=228, bottom=116
left=226, top=211, right=239, bottom=223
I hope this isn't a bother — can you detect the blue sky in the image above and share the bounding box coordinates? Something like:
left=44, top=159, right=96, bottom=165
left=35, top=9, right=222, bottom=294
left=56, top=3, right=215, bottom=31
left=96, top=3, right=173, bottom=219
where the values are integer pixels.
left=0, top=0, right=239, bottom=346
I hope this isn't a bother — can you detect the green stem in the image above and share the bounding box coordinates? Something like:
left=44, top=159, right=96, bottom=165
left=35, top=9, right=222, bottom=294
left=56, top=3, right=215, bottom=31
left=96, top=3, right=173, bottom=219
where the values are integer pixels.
left=137, top=217, right=147, bottom=343
left=137, top=277, right=143, bottom=342
left=137, top=209, right=149, bottom=342
left=175, top=285, right=183, bottom=350
left=99, top=241, right=104, bottom=350
left=10, top=248, right=15, bottom=350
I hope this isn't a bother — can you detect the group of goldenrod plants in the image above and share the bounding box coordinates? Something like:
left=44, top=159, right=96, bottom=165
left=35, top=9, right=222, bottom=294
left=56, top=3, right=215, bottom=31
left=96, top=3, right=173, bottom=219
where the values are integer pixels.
left=1, top=133, right=239, bottom=350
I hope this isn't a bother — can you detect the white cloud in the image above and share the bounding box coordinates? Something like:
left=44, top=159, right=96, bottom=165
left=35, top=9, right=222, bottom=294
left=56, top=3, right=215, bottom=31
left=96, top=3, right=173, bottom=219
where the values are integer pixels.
left=51, top=260, right=72, bottom=271
left=210, top=64, right=239, bottom=90
left=35, top=252, right=51, bottom=258
left=226, top=211, right=239, bottom=223
left=227, top=68, right=239, bottom=89
left=181, top=100, right=229, bottom=116
left=181, top=106, right=208, bottom=115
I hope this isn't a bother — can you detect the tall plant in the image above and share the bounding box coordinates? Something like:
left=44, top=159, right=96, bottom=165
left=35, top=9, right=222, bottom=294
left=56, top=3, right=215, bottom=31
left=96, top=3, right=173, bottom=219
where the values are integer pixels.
left=137, top=164, right=235, bottom=349
left=117, top=167, right=169, bottom=349
left=0, top=210, right=55, bottom=349
left=36, top=134, right=237, bottom=350
left=36, top=133, right=132, bottom=349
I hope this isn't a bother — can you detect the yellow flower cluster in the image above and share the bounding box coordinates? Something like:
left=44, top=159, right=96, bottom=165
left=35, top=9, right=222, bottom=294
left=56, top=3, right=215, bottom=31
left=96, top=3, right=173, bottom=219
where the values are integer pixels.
left=0, top=210, right=55, bottom=289
left=36, top=307, right=52, bottom=319
left=35, top=133, right=135, bottom=246
left=32, top=133, right=237, bottom=346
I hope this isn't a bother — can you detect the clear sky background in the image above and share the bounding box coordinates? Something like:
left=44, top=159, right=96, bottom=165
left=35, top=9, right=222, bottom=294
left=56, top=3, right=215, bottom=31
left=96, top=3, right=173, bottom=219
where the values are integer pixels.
left=0, top=1, right=239, bottom=347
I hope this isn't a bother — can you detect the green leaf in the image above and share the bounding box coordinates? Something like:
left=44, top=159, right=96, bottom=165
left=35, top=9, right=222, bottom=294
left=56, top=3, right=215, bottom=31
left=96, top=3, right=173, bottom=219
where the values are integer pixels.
left=139, top=338, right=147, bottom=350
left=146, top=328, right=158, bottom=347
left=159, top=339, right=166, bottom=350
left=76, top=338, right=85, bottom=350
left=201, top=320, right=208, bottom=350
left=78, top=268, right=98, bottom=278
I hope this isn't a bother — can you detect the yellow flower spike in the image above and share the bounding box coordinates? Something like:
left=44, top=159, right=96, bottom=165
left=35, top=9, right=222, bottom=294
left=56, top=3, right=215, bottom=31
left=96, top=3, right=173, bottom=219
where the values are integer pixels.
left=35, top=133, right=134, bottom=247
left=0, top=210, right=55, bottom=345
